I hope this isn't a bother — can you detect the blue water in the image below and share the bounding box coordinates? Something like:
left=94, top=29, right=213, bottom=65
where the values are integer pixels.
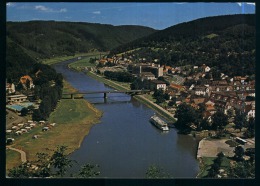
left=53, top=58, right=199, bottom=178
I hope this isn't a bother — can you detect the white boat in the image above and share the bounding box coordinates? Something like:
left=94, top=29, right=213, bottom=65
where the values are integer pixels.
left=149, top=115, right=169, bottom=131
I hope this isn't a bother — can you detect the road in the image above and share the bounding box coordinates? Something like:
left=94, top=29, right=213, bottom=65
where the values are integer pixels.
left=6, top=110, right=27, bottom=129
left=136, top=94, right=175, bottom=120
left=6, top=146, right=27, bottom=163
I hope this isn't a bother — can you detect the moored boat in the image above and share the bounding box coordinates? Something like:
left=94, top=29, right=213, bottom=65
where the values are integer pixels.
left=149, top=114, right=169, bottom=131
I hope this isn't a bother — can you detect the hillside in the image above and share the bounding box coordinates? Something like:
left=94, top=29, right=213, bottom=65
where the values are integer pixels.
left=110, top=14, right=255, bottom=77
left=6, top=21, right=156, bottom=59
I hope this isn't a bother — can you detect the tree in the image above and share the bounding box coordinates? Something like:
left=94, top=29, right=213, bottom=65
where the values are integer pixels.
left=207, top=152, right=225, bottom=178
left=8, top=161, right=33, bottom=178
left=211, top=110, right=228, bottom=131
left=8, top=145, right=100, bottom=178
left=228, top=161, right=255, bottom=178
left=234, top=109, right=247, bottom=132
left=77, top=164, right=100, bottom=178
left=50, top=146, right=73, bottom=177
left=227, top=108, right=234, bottom=119
left=174, top=103, right=198, bottom=131
left=234, top=146, right=245, bottom=161
left=244, top=117, right=255, bottom=138
left=20, top=108, right=29, bottom=116
left=145, top=165, right=170, bottom=179
left=153, top=89, right=165, bottom=104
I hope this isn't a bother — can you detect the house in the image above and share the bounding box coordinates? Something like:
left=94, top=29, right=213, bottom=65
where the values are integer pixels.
left=20, top=75, right=34, bottom=89
left=6, top=83, right=15, bottom=94
left=99, top=59, right=108, bottom=65
left=244, top=103, right=255, bottom=119
left=194, top=86, right=209, bottom=96
left=6, top=94, right=27, bottom=104
left=201, top=64, right=211, bottom=72
left=192, top=98, right=205, bottom=105
left=205, top=100, right=216, bottom=115
left=149, top=80, right=167, bottom=91
left=169, top=83, right=184, bottom=92
left=139, top=72, right=156, bottom=80
left=163, top=65, right=172, bottom=74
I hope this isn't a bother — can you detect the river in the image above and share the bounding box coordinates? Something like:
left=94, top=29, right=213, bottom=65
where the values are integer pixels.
left=53, top=58, right=199, bottom=178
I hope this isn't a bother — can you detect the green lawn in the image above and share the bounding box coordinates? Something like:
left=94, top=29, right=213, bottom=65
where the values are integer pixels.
left=6, top=149, right=21, bottom=171
left=41, top=52, right=107, bottom=65
left=85, top=71, right=129, bottom=91
left=198, top=156, right=231, bottom=178
left=68, top=52, right=107, bottom=69
left=143, top=94, right=156, bottom=103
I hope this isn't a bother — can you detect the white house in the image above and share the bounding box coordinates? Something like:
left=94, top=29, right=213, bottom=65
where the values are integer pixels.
left=150, top=80, right=167, bottom=91
left=194, top=86, right=209, bottom=96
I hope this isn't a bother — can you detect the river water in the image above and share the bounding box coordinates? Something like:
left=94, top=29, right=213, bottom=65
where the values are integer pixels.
left=53, top=58, right=199, bottom=178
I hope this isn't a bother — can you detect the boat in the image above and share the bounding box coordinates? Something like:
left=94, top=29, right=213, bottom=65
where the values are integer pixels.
left=149, top=114, right=169, bottom=131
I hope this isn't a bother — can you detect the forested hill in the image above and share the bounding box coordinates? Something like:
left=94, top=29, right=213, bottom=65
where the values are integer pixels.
left=110, top=14, right=255, bottom=76
left=6, top=21, right=156, bottom=59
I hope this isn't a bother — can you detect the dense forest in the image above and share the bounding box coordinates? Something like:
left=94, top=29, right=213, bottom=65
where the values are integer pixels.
left=110, top=14, right=255, bottom=77
left=6, top=21, right=156, bottom=59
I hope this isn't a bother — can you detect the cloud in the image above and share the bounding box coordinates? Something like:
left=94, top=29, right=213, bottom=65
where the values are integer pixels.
left=60, top=8, right=67, bottom=13
left=35, top=5, right=49, bottom=11
left=92, top=11, right=101, bottom=14
left=35, top=5, right=67, bottom=13
left=6, top=2, right=16, bottom=7
left=246, top=2, right=255, bottom=6
left=237, top=2, right=255, bottom=7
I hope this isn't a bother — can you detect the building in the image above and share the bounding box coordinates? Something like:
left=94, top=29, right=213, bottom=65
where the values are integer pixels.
left=6, top=83, right=15, bottom=94
left=20, top=75, right=34, bottom=89
left=194, top=86, right=209, bottom=96
left=139, top=72, right=156, bottom=81
left=6, top=94, right=27, bottom=104
left=150, top=80, right=167, bottom=91
left=129, top=63, right=163, bottom=78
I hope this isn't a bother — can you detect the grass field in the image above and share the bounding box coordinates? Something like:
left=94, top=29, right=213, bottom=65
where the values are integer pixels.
left=85, top=71, right=129, bottom=91
left=6, top=80, right=102, bottom=172
left=6, top=149, right=21, bottom=171
left=68, top=52, right=107, bottom=69
left=41, top=52, right=107, bottom=65
left=197, top=156, right=231, bottom=178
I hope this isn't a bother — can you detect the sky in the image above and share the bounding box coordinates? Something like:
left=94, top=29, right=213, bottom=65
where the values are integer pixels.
left=6, top=2, right=255, bottom=30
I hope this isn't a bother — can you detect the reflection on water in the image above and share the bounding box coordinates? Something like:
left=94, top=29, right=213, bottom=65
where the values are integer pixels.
left=54, top=59, right=199, bottom=178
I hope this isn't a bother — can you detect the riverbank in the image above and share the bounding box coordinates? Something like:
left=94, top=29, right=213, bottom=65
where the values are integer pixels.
left=41, top=52, right=107, bottom=65
left=6, top=80, right=102, bottom=172
left=82, top=70, right=176, bottom=122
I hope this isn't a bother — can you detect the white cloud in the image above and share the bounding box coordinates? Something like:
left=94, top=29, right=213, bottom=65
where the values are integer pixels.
left=237, top=2, right=255, bottom=7
left=246, top=2, right=255, bottom=6
left=35, top=5, right=49, bottom=11
left=35, top=5, right=67, bottom=13
left=60, top=8, right=67, bottom=13
left=93, top=11, right=101, bottom=15
left=6, top=2, right=16, bottom=7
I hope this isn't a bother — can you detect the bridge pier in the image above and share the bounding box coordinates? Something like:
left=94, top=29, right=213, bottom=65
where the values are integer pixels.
left=104, top=93, right=107, bottom=98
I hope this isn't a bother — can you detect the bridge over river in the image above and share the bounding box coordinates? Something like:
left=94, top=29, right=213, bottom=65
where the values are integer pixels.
left=62, top=89, right=151, bottom=99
